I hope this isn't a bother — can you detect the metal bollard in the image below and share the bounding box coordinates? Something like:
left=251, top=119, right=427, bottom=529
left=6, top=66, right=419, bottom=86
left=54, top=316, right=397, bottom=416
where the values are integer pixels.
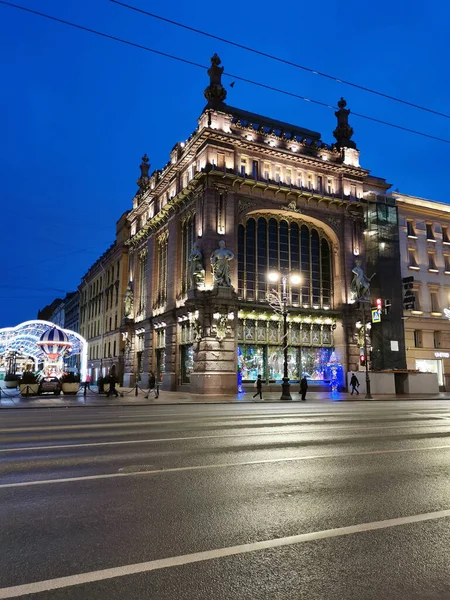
left=84, top=382, right=87, bottom=397
left=135, top=384, right=138, bottom=397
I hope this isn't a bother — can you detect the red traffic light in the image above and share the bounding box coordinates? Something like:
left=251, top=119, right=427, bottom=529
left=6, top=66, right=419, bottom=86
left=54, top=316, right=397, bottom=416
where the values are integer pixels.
left=360, top=354, right=366, bottom=366
left=376, top=298, right=382, bottom=310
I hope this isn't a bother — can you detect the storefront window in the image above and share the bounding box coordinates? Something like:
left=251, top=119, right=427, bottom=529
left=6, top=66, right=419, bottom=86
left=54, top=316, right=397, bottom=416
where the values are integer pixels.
left=415, top=359, right=443, bottom=386
left=181, top=345, right=194, bottom=384
left=268, top=346, right=299, bottom=381
left=301, top=347, right=332, bottom=381
left=239, top=345, right=264, bottom=380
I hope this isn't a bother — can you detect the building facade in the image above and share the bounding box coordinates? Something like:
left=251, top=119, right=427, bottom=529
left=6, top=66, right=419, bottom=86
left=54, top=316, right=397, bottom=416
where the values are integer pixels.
left=120, top=54, right=406, bottom=393
left=396, top=193, right=450, bottom=390
left=78, top=213, right=130, bottom=384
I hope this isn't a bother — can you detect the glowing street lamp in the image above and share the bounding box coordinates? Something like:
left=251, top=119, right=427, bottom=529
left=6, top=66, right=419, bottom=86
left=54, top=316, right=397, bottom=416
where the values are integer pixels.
left=267, top=270, right=302, bottom=401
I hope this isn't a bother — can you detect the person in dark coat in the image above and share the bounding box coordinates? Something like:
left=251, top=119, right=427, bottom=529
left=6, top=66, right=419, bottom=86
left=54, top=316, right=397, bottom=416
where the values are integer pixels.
left=300, top=376, right=308, bottom=401
left=350, top=372, right=360, bottom=395
left=146, top=372, right=157, bottom=399
left=252, top=374, right=263, bottom=400
left=106, top=372, right=119, bottom=397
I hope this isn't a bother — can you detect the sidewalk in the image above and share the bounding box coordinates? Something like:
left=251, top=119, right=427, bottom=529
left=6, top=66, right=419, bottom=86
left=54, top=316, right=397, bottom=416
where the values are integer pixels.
left=0, top=385, right=449, bottom=408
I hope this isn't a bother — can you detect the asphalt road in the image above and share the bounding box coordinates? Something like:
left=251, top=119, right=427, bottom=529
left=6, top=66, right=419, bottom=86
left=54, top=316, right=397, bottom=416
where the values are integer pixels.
left=1, top=400, right=450, bottom=599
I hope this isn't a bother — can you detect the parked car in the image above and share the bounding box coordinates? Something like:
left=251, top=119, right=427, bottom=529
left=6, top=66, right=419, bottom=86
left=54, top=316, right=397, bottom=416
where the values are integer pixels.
left=38, top=377, right=61, bottom=396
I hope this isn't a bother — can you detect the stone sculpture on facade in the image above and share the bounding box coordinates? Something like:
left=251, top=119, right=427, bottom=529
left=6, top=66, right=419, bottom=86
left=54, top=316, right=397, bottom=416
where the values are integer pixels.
left=333, top=97, right=356, bottom=149
left=123, top=284, right=134, bottom=318
left=189, top=242, right=205, bottom=289
left=204, top=54, right=227, bottom=105
left=351, top=259, right=374, bottom=301
left=210, top=240, right=234, bottom=287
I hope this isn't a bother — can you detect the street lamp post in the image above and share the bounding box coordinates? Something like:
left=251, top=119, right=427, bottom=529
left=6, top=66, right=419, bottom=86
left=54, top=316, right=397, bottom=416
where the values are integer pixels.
left=267, top=270, right=301, bottom=402
left=360, top=301, right=372, bottom=400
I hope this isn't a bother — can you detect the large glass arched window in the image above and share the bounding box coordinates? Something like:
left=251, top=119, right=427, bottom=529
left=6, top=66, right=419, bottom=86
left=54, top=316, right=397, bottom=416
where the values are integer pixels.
left=238, top=216, right=333, bottom=308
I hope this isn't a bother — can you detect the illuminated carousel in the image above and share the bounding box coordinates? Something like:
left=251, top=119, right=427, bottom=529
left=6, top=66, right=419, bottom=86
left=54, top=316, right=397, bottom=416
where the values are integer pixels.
left=0, top=320, right=87, bottom=380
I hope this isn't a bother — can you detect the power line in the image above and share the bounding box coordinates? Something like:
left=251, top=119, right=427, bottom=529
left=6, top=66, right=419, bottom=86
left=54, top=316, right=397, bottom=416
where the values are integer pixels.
left=1, top=1, right=450, bottom=144
left=110, top=0, right=450, bottom=122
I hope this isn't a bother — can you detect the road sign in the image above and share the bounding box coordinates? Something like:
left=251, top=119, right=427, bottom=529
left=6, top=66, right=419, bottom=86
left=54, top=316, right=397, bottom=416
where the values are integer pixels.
left=372, top=308, right=381, bottom=323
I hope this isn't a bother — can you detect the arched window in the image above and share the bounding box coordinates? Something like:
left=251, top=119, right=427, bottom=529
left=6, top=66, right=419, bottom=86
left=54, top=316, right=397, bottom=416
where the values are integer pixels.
left=181, top=214, right=196, bottom=295
left=237, top=216, right=333, bottom=308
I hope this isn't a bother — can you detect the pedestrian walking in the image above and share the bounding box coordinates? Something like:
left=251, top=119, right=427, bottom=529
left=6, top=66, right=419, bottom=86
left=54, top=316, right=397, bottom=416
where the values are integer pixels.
left=300, top=376, right=308, bottom=401
left=350, top=372, right=360, bottom=395
left=252, top=374, right=263, bottom=400
left=145, top=372, right=157, bottom=399
left=85, top=374, right=91, bottom=390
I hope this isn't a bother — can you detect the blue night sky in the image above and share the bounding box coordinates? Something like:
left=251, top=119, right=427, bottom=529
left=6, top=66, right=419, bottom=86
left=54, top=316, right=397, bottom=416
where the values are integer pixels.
left=1, top=0, right=450, bottom=327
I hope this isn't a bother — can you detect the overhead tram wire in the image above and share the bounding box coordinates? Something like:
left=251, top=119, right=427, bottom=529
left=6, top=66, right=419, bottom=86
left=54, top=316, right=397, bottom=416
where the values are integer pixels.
left=1, top=1, right=450, bottom=144
left=110, top=0, right=450, bottom=122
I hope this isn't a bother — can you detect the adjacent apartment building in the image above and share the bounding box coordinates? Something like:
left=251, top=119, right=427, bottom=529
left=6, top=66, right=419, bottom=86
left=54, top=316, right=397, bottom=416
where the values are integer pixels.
left=78, top=213, right=130, bottom=384
left=396, top=193, right=450, bottom=389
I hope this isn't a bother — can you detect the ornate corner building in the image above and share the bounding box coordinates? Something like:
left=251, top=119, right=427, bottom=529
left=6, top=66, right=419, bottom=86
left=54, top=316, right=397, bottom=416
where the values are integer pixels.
left=121, top=54, right=406, bottom=393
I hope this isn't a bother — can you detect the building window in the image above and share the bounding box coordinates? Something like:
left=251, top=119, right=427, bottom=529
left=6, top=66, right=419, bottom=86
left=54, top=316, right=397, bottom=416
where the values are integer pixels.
left=240, top=158, right=247, bottom=176
left=237, top=216, right=332, bottom=308
left=297, top=172, right=303, bottom=187
left=408, top=248, right=419, bottom=269
left=114, top=313, right=118, bottom=329
left=428, top=252, right=438, bottom=272
left=307, top=174, right=313, bottom=189
left=252, top=160, right=259, bottom=179
left=426, top=223, right=435, bottom=242
left=156, top=232, right=169, bottom=307
left=113, top=340, right=117, bottom=356
left=327, top=179, right=333, bottom=194
left=434, top=331, right=440, bottom=349
left=275, top=167, right=281, bottom=183
left=430, top=291, right=440, bottom=313
left=181, top=213, right=196, bottom=295
left=263, top=164, right=270, bottom=180
left=217, top=153, right=225, bottom=169
left=138, top=249, right=148, bottom=316
left=444, top=255, right=450, bottom=274
left=109, top=316, right=112, bottom=332
left=286, top=169, right=292, bottom=185
left=442, top=226, right=450, bottom=244
left=414, top=330, right=422, bottom=348
left=317, top=176, right=323, bottom=193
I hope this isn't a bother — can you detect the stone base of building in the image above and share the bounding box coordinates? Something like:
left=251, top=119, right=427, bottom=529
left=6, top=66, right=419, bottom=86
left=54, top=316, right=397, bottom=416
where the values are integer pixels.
left=190, top=372, right=237, bottom=394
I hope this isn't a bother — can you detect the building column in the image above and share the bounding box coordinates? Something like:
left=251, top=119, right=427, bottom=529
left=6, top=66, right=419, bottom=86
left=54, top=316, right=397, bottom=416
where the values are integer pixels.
left=187, top=287, right=238, bottom=394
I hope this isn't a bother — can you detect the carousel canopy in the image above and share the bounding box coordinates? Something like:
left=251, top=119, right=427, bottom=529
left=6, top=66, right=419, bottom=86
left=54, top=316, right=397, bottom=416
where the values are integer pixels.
left=0, top=320, right=85, bottom=361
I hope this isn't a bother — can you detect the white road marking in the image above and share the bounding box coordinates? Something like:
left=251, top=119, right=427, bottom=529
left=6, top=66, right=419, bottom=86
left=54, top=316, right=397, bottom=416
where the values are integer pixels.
left=0, top=410, right=447, bottom=435
left=2, top=421, right=450, bottom=453
left=1, top=443, right=450, bottom=489
left=0, top=508, right=449, bottom=598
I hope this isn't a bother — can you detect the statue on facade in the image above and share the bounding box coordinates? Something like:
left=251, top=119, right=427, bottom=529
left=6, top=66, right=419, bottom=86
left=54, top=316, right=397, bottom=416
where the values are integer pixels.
left=189, top=242, right=205, bottom=289
left=211, top=240, right=234, bottom=287
left=351, top=259, right=374, bottom=301
left=203, top=54, right=227, bottom=105
left=333, top=97, right=356, bottom=149
left=123, top=283, right=134, bottom=318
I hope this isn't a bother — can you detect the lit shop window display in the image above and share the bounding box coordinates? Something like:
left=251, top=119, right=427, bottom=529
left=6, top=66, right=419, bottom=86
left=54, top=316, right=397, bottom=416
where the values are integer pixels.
left=238, top=345, right=333, bottom=382
left=238, top=345, right=265, bottom=381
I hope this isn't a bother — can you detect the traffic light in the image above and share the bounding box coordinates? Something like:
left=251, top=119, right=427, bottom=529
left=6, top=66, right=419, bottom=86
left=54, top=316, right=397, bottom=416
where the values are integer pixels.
left=402, top=276, right=415, bottom=309
left=359, top=348, right=366, bottom=367
left=376, top=298, right=382, bottom=311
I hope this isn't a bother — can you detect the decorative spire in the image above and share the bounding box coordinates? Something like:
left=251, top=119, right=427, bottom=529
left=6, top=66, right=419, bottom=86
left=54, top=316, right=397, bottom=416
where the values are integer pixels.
left=204, top=54, right=227, bottom=106
left=333, top=98, right=356, bottom=149
left=136, top=154, right=150, bottom=192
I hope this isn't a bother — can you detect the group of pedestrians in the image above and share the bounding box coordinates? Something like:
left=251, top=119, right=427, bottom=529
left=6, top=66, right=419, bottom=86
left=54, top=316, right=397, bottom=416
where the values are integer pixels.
left=251, top=372, right=361, bottom=401
left=252, top=375, right=309, bottom=401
